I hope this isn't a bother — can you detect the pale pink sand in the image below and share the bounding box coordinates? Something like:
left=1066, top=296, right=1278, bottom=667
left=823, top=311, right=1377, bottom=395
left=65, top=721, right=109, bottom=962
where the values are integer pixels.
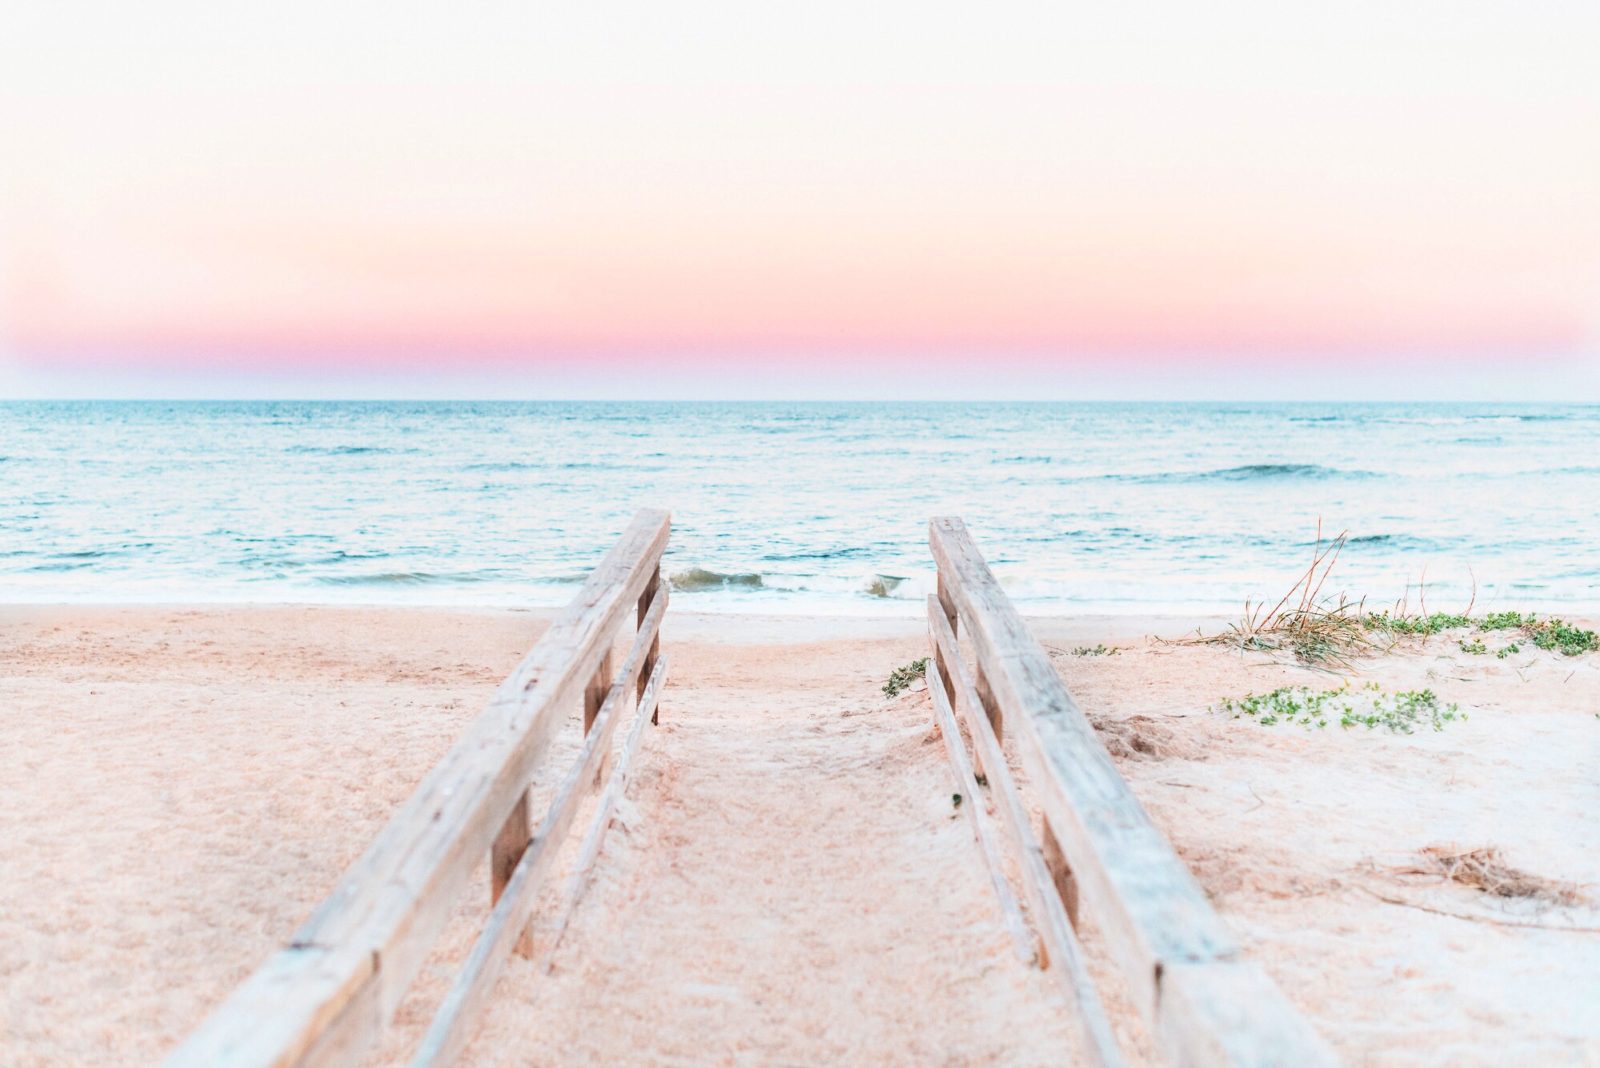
left=1029, top=618, right=1600, bottom=1066
left=0, top=606, right=538, bottom=1066
left=2, top=606, right=1596, bottom=1065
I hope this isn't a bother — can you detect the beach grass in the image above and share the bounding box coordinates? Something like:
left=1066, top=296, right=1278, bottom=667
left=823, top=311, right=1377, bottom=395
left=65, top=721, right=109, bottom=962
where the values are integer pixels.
left=1180, top=527, right=1374, bottom=668
left=1180, top=524, right=1597, bottom=667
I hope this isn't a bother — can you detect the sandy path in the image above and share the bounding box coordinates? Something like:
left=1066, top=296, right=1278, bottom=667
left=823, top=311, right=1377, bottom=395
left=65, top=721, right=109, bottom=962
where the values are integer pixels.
left=0, top=608, right=1087, bottom=1066
left=459, top=630, right=1084, bottom=1066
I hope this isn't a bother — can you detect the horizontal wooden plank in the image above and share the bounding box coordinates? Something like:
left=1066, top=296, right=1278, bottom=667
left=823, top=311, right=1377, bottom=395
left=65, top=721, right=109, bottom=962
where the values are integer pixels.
left=930, top=517, right=1235, bottom=1018
left=412, top=634, right=668, bottom=1068
left=169, top=509, right=670, bottom=1068
left=927, top=598, right=1123, bottom=1068
left=1158, top=962, right=1336, bottom=1068
left=926, top=656, right=1035, bottom=964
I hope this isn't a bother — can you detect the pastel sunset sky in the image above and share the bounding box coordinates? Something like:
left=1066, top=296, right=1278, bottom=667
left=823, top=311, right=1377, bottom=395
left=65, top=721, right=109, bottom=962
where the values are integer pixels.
left=2, top=1, right=1597, bottom=398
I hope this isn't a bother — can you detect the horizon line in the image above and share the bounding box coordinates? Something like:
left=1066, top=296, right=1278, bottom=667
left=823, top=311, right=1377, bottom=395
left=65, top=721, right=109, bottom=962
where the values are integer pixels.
left=4, top=396, right=1597, bottom=406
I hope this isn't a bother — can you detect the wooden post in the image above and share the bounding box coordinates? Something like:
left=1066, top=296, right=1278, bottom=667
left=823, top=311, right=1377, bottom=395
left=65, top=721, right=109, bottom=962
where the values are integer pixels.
left=491, top=789, right=533, bottom=957
left=584, top=645, right=615, bottom=737
left=934, top=573, right=959, bottom=711
left=585, top=641, right=615, bottom=789
left=490, top=789, right=530, bottom=906
left=1041, top=820, right=1080, bottom=930
left=974, top=660, right=1004, bottom=750
left=639, top=566, right=660, bottom=718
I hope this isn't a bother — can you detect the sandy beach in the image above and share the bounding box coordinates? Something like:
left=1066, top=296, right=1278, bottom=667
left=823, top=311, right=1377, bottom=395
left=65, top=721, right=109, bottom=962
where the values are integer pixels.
left=9, top=0, right=1598, bottom=1060
left=2, top=605, right=1596, bottom=1065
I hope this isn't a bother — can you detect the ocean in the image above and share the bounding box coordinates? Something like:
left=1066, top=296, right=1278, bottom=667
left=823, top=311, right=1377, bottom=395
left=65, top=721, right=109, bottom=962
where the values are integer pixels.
left=1, top=400, right=1595, bottom=615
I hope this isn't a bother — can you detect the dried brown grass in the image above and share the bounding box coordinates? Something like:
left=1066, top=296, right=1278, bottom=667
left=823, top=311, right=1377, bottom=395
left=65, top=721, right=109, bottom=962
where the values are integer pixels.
left=1176, top=523, right=1379, bottom=669
left=1409, top=845, right=1589, bottom=906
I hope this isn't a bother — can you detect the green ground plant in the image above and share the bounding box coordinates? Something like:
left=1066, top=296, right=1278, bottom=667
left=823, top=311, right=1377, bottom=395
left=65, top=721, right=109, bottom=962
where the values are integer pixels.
left=1363, top=611, right=1471, bottom=635
left=1216, top=682, right=1464, bottom=734
left=882, top=657, right=929, bottom=697
left=1367, top=609, right=1597, bottom=657
left=1071, top=644, right=1118, bottom=657
left=1526, top=618, right=1600, bottom=656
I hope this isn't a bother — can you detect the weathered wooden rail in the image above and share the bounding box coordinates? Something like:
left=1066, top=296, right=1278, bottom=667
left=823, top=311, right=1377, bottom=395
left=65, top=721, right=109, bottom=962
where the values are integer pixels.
left=169, top=508, right=672, bottom=1068
left=926, top=517, right=1335, bottom=1067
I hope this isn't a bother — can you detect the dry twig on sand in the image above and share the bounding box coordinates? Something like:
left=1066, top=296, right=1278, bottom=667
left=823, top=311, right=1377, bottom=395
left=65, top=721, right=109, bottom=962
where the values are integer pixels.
left=1355, top=885, right=1600, bottom=933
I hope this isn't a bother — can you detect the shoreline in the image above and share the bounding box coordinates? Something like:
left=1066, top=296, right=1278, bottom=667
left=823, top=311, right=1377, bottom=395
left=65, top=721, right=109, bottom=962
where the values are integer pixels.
left=0, top=602, right=1258, bottom=651
left=5, top=599, right=1593, bottom=645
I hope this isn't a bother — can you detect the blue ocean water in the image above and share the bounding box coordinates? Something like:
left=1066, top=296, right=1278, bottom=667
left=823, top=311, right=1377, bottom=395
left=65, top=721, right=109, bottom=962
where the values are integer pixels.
left=1, top=401, right=1595, bottom=614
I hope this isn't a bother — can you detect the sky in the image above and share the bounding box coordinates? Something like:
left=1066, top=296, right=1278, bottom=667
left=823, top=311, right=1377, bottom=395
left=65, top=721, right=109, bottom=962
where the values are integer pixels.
left=2, top=1, right=1598, bottom=399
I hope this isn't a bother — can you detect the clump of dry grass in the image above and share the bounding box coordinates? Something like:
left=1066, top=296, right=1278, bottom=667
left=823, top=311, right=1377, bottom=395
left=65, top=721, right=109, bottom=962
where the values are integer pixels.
left=1180, top=524, right=1377, bottom=668
left=1415, top=844, right=1588, bottom=906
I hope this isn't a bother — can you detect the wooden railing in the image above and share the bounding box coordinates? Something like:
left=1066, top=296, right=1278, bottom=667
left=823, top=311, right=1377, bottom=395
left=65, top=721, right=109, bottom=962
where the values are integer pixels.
left=926, top=517, right=1335, bottom=1067
left=169, top=508, right=672, bottom=1068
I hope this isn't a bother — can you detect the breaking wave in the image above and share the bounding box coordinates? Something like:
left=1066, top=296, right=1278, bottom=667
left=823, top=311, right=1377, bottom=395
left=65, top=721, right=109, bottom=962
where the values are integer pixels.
left=1130, top=463, right=1378, bottom=483
left=669, top=567, right=765, bottom=592
left=314, top=570, right=502, bottom=586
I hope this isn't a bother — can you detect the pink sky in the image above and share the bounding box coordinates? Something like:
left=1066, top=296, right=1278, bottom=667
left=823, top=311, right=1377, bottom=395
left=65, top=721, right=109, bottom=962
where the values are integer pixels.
left=2, top=2, right=1597, bottom=397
